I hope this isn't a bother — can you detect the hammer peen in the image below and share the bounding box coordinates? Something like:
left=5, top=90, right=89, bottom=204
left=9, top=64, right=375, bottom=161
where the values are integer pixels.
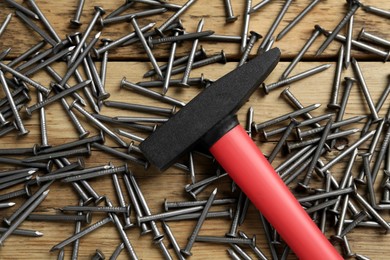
left=140, top=48, right=342, bottom=260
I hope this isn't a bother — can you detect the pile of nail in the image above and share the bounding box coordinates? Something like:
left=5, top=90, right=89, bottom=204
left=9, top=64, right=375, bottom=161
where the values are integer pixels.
left=0, top=0, right=390, bottom=259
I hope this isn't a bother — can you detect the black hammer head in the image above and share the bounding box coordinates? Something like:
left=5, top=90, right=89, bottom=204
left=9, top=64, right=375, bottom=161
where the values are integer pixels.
left=140, top=48, right=281, bottom=171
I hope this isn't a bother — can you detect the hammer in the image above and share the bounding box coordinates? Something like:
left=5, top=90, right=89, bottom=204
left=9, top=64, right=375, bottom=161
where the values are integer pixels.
left=140, top=48, right=342, bottom=260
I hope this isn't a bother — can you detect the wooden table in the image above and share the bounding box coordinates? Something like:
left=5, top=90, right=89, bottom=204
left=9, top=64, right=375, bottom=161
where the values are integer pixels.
left=1, top=0, right=390, bottom=259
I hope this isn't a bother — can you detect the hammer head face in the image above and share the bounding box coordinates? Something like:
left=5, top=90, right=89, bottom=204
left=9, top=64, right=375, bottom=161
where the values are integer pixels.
left=140, top=48, right=281, bottom=171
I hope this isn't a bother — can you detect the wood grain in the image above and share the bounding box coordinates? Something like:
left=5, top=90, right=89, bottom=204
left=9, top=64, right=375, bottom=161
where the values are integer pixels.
left=0, top=0, right=389, bottom=60
left=0, top=0, right=390, bottom=259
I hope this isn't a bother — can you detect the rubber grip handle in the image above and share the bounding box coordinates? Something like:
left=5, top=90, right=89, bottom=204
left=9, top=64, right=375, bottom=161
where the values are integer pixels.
left=209, top=125, right=342, bottom=260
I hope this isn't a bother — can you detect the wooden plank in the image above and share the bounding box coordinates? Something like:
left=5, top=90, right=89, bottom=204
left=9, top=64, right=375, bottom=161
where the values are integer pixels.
left=0, top=0, right=389, bottom=60
left=1, top=0, right=390, bottom=259
left=0, top=61, right=389, bottom=259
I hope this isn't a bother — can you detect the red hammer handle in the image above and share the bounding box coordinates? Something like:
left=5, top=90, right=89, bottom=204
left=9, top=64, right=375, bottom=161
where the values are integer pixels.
left=209, top=124, right=342, bottom=260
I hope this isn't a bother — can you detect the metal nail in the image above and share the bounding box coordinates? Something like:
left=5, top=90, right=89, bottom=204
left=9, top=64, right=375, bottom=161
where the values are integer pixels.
left=164, top=209, right=232, bottom=222
left=371, top=123, right=390, bottom=183
left=91, top=249, right=105, bottom=260
left=114, top=116, right=168, bottom=124
left=131, top=0, right=182, bottom=10
left=253, top=103, right=321, bottom=132
left=112, top=173, right=133, bottom=229
left=70, top=0, right=85, bottom=27
left=0, top=190, right=49, bottom=245
left=69, top=6, right=105, bottom=64
left=130, top=17, right=163, bottom=79
left=0, top=13, right=12, bottom=38
left=298, top=115, right=366, bottom=139
left=316, top=0, right=361, bottom=56
left=0, top=170, right=34, bottom=184
left=50, top=216, right=113, bottom=251
left=180, top=19, right=205, bottom=87
left=340, top=210, right=369, bottom=238
left=0, top=227, right=42, bottom=237
left=319, top=27, right=390, bottom=61
left=152, top=28, right=205, bottom=47
left=124, top=20, right=184, bottom=47
left=7, top=40, right=45, bottom=67
left=225, top=191, right=244, bottom=238
left=15, top=10, right=57, bottom=46
left=344, top=5, right=354, bottom=69
left=257, top=0, right=293, bottom=53
left=4, top=0, right=39, bottom=20
left=361, top=4, right=390, bottom=19
left=105, top=1, right=134, bottom=20
left=26, top=80, right=90, bottom=116
left=23, top=146, right=90, bottom=163
left=43, top=65, right=85, bottom=106
left=95, top=23, right=154, bottom=57
left=230, top=243, right=252, bottom=260
left=224, top=0, right=238, bottom=22
left=27, top=212, right=91, bottom=223
left=195, top=235, right=256, bottom=246
left=249, top=0, right=272, bottom=14
left=0, top=47, right=11, bottom=61
left=122, top=173, right=151, bottom=235
left=155, top=0, right=197, bottom=35
left=240, top=0, right=252, bottom=53
left=0, top=156, right=49, bottom=170
left=106, top=101, right=175, bottom=117
left=238, top=31, right=262, bottom=67
left=164, top=198, right=235, bottom=210
left=0, top=71, right=29, bottom=135
left=289, top=128, right=358, bottom=152
left=127, top=173, right=164, bottom=240
left=268, top=119, right=299, bottom=163
left=356, top=120, right=385, bottom=184
left=276, top=145, right=314, bottom=175
left=169, top=50, right=227, bottom=76
left=281, top=87, right=322, bottom=128
left=92, top=143, right=148, bottom=168
left=238, top=231, right=267, bottom=259
left=26, top=0, right=61, bottom=42
left=319, top=130, right=376, bottom=173
left=305, top=198, right=338, bottom=215
left=143, top=48, right=206, bottom=78
left=351, top=58, right=381, bottom=122
left=0, top=123, right=16, bottom=137
left=0, top=188, right=28, bottom=202
left=263, top=64, right=331, bottom=94
left=102, top=8, right=167, bottom=26
left=60, top=97, right=90, bottom=139
left=328, top=45, right=344, bottom=109
left=352, top=184, right=390, bottom=232
left=181, top=188, right=217, bottom=256
left=62, top=164, right=129, bottom=182
left=227, top=248, right=241, bottom=260
left=137, top=206, right=203, bottom=225
left=332, top=177, right=353, bottom=242
left=110, top=243, right=125, bottom=260
left=0, top=61, right=51, bottom=96
left=276, top=0, right=321, bottom=41
left=298, top=187, right=354, bottom=204
left=121, top=78, right=186, bottom=107
left=38, top=133, right=103, bottom=155
left=24, top=47, right=75, bottom=76
left=298, top=119, right=333, bottom=190
left=264, top=113, right=333, bottom=140
left=62, top=204, right=129, bottom=215
left=70, top=101, right=127, bottom=147
left=185, top=173, right=228, bottom=192
left=161, top=222, right=185, bottom=260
